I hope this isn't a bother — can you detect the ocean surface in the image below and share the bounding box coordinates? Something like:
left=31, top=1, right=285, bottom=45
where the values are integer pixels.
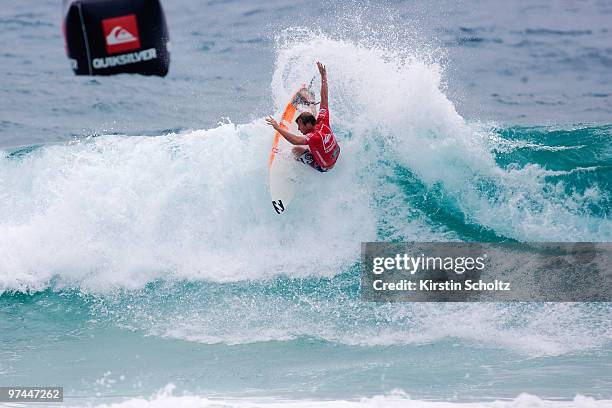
left=1, top=0, right=611, bottom=407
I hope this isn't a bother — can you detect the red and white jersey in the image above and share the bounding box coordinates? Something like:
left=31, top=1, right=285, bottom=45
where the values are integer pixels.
left=305, top=108, right=340, bottom=170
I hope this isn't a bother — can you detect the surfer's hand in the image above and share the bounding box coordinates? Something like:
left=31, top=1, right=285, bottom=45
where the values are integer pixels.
left=265, top=116, right=279, bottom=130
left=317, top=61, right=326, bottom=78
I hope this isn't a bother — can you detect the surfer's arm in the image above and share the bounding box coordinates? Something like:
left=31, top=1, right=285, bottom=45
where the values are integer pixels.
left=280, top=128, right=308, bottom=145
left=265, top=116, right=308, bottom=145
left=276, top=127, right=308, bottom=145
left=317, top=61, right=328, bottom=111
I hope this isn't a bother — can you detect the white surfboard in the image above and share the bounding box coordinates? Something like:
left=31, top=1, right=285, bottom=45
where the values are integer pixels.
left=268, top=85, right=317, bottom=215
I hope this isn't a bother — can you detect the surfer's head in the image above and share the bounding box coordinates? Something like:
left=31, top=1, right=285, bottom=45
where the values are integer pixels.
left=296, top=112, right=316, bottom=134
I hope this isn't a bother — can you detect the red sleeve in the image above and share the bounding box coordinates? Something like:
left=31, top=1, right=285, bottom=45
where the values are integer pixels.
left=317, top=108, right=329, bottom=126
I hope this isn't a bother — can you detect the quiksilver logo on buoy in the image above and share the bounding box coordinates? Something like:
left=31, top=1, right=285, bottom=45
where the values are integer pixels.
left=102, top=14, right=141, bottom=54
left=106, top=26, right=137, bottom=45
left=92, top=48, right=157, bottom=69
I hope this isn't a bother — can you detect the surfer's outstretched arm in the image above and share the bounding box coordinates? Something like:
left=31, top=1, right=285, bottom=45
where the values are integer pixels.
left=265, top=116, right=308, bottom=145
left=317, top=61, right=328, bottom=111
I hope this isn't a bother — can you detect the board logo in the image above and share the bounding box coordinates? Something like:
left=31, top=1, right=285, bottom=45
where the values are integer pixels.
left=272, top=200, right=285, bottom=214
left=102, top=14, right=141, bottom=54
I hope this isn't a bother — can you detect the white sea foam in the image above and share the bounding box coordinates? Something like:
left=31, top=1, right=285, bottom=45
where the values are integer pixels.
left=82, top=384, right=612, bottom=408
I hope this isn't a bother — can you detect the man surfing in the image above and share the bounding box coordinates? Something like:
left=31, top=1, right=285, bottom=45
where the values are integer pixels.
left=266, top=62, right=340, bottom=172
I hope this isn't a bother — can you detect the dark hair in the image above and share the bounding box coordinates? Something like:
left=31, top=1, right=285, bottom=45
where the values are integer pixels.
left=296, top=112, right=316, bottom=126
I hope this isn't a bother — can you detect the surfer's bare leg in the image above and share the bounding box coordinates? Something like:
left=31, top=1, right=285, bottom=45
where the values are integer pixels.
left=292, top=146, right=308, bottom=159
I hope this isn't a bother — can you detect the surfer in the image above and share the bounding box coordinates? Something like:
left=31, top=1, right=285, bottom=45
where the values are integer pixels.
left=266, top=62, right=340, bottom=172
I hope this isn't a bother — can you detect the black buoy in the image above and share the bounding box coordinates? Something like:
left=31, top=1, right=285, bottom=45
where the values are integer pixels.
left=62, top=0, right=170, bottom=76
